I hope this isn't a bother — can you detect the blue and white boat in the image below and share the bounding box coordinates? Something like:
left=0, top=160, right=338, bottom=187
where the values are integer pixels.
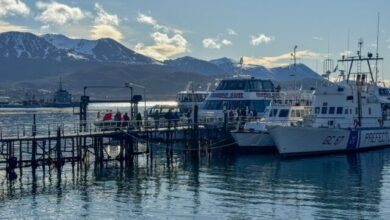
left=269, top=40, right=390, bottom=156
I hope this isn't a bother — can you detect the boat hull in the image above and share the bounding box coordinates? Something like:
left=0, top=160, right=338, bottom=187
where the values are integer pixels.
left=269, top=126, right=390, bottom=156
left=231, top=131, right=275, bottom=152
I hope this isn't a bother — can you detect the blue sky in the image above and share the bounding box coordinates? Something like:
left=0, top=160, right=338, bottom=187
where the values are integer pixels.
left=0, top=0, right=390, bottom=78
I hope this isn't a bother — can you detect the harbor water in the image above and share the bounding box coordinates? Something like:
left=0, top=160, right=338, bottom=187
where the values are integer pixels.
left=1, top=104, right=390, bottom=219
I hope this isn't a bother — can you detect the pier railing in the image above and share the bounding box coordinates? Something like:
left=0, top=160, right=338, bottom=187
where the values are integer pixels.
left=0, top=115, right=274, bottom=140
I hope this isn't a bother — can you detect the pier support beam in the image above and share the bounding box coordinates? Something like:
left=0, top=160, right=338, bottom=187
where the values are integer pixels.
left=56, top=127, right=63, bottom=169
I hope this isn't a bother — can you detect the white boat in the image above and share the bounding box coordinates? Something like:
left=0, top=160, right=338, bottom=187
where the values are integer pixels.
left=199, top=76, right=280, bottom=122
left=269, top=41, right=390, bottom=156
left=176, top=82, right=210, bottom=113
left=231, top=90, right=313, bottom=152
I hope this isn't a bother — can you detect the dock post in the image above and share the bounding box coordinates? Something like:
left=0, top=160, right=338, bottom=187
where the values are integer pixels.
left=31, top=115, right=38, bottom=168
left=42, top=140, right=46, bottom=170
left=71, top=138, right=75, bottom=163
left=56, top=126, right=63, bottom=169
left=19, top=140, right=22, bottom=170
left=223, top=110, right=228, bottom=135
left=99, top=137, right=104, bottom=165
left=125, top=136, right=133, bottom=165
left=191, top=105, right=199, bottom=153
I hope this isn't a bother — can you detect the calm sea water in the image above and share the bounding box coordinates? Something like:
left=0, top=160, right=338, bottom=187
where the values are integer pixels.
left=1, top=104, right=390, bottom=219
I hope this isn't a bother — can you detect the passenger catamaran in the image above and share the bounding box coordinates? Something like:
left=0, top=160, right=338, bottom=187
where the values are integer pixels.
left=269, top=41, right=390, bottom=156
left=199, top=76, right=279, bottom=121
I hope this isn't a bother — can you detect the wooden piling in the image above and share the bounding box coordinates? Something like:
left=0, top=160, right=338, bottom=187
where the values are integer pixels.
left=56, top=127, right=62, bottom=169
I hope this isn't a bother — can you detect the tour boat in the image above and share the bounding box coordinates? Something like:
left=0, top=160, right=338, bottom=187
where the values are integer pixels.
left=199, top=76, right=280, bottom=122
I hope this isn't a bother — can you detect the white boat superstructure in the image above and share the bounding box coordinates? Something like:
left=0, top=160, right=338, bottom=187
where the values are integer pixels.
left=199, top=76, right=280, bottom=122
left=269, top=41, right=390, bottom=156
left=231, top=90, right=313, bottom=152
left=176, top=81, right=210, bottom=113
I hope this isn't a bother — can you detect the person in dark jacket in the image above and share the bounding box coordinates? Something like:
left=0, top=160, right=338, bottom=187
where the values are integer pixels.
left=165, top=109, right=173, bottom=130
left=136, top=112, right=142, bottom=129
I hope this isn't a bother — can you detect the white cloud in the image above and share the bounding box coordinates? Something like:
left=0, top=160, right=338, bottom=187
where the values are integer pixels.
left=202, top=38, right=220, bottom=49
left=136, top=12, right=182, bottom=34
left=94, top=3, right=119, bottom=26
left=0, top=0, right=30, bottom=17
left=137, top=13, right=156, bottom=25
left=36, top=1, right=85, bottom=25
left=227, top=28, right=237, bottom=36
left=313, top=36, right=323, bottom=41
left=90, top=24, right=123, bottom=42
left=0, top=20, right=29, bottom=32
left=135, top=12, right=188, bottom=60
left=135, top=31, right=188, bottom=60
left=222, top=39, right=232, bottom=45
left=243, top=50, right=321, bottom=68
left=250, top=34, right=274, bottom=46
left=203, top=38, right=232, bottom=49
left=90, top=3, right=123, bottom=42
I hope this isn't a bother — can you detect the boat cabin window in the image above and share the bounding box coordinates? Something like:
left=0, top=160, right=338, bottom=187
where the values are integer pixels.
left=321, top=107, right=327, bottom=114
left=379, top=88, right=390, bottom=96
left=329, top=107, right=335, bottom=114
left=278, top=109, right=289, bottom=117
left=216, top=79, right=274, bottom=91
left=291, top=110, right=296, bottom=117
left=336, top=107, right=343, bottom=114
left=315, top=107, right=320, bottom=114
left=178, top=93, right=208, bottom=102
left=204, top=100, right=270, bottom=113
left=291, top=110, right=303, bottom=118
left=269, top=109, right=278, bottom=117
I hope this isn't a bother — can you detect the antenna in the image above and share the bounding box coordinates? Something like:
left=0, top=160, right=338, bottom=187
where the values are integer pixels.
left=291, top=45, right=297, bottom=66
left=375, top=12, right=380, bottom=83
left=358, top=38, right=363, bottom=58
left=347, top=29, right=350, bottom=56
left=239, top=56, right=244, bottom=75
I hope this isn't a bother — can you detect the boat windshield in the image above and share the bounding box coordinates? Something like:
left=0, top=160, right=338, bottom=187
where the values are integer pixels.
left=177, top=93, right=208, bottom=102
left=216, top=79, right=274, bottom=91
left=203, top=100, right=270, bottom=112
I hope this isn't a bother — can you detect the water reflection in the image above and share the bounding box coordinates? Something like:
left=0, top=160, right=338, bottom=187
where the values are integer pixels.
left=1, top=148, right=390, bottom=219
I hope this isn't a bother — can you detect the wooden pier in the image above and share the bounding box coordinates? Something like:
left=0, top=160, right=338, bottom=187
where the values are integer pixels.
left=0, top=112, right=235, bottom=179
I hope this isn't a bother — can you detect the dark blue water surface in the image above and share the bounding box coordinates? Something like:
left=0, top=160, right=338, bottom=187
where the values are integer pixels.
left=1, top=106, right=390, bottom=219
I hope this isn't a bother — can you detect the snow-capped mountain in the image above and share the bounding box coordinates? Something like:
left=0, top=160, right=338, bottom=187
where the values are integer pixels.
left=43, top=34, right=96, bottom=56
left=164, top=56, right=226, bottom=75
left=209, top=57, right=238, bottom=73
left=42, top=33, right=158, bottom=64
left=0, top=31, right=322, bottom=86
left=0, top=32, right=69, bottom=60
left=0, top=32, right=157, bottom=64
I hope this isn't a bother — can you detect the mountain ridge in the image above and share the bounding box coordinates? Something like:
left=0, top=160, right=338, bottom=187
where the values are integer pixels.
left=0, top=31, right=323, bottom=97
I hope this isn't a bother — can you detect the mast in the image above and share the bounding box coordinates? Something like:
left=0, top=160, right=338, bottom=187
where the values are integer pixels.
left=375, top=13, right=380, bottom=84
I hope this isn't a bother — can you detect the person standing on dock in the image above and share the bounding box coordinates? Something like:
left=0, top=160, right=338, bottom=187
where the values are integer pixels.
left=136, top=112, right=142, bottom=130
left=229, top=109, right=234, bottom=122
left=154, top=110, right=160, bottom=129
left=123, top=113, right=130, bottom=127
left=114, top=111, right=122, bottom=127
